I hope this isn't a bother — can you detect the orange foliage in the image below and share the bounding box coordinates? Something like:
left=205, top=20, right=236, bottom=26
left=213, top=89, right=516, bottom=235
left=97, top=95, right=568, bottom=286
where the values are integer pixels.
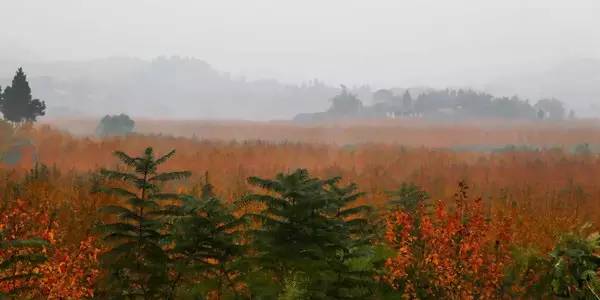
left=1, top=122, right=600, bottom=297
left=20, top=124, right=600, bottom=243
left=37, top=236, right=101, bottom=299
left=43, top=118, right=600, bottom=147
left=0, top=199, right=55, bottom=295
left=384, top=183, right=513, bottom=299
left=0, top=198, right=100, bottom=298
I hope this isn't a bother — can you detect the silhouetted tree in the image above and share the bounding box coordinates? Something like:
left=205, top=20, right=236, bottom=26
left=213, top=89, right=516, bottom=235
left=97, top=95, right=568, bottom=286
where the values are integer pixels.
left=328, top=86, right=363, bottom=116
left=96, top=113, right=135, bottom=137
left=0, top=68, right=46, bottom=124
left=401, top=90, right=413, bottom=110
left=492, top=96, right=536, bottom=119
left=535, top=98, right=565, bottom=121
left=373, top=89, right=394, bottom=104
left=409, top=89, right=540, bottom=120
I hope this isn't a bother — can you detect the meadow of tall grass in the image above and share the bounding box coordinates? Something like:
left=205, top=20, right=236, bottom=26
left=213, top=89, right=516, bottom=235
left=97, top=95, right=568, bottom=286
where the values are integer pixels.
left=2, top=121, right=600, bottom=298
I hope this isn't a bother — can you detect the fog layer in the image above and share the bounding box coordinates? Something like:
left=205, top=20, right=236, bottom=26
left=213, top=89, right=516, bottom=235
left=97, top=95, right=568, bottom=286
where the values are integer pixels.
left=1, top=1, right=600, bottom=118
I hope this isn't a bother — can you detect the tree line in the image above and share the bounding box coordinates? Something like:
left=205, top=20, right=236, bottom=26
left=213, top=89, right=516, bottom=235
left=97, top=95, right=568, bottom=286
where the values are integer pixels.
left=296, top=86, right=573, bottom=122
left=0, top=68, right=575, bottom=126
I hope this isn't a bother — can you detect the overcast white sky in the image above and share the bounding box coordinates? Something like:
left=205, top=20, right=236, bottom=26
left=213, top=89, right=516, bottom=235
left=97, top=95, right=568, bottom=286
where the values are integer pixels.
left=1, top=0, right=600, bottom=87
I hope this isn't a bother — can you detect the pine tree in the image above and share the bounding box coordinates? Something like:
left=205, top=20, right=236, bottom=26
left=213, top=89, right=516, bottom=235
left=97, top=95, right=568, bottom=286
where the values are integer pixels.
left=0, top=68, right=46, bottom=124
left=170, top=178, right=246, bottom=299
left=387, top=183, right=429, bottom=213
left=97, top=147, right=190, bottom=299
left=200, top=171, right=215, bottom=199
left=321, top=181, right=379, bottom=298
left=239, top=169, right=374, bottom=298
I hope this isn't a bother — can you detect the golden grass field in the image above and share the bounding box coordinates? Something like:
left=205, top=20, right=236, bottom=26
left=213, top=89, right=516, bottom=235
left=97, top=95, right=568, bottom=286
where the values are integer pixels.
left=0, top=118, right=594, bottom=250
left=2, top=118, right=600, bottom=297
left=42, top=118, right=600, bottom=147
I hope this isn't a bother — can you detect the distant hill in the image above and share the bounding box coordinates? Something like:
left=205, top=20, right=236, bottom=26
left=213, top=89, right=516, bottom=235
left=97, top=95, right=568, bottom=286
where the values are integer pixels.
left=485, top=58, right=600, bottom=117
left=2, top=57, right=598, bottom=120
left=0, top=57, right=343, bottom=120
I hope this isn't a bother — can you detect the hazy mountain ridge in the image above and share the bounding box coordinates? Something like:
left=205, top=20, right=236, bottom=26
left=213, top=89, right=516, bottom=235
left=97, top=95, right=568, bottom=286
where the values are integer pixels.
left=0, top=57, right=342, bottom=120
left=1, top=57, right=599, bottom=120
left=486, top=58, right=600, bottom=117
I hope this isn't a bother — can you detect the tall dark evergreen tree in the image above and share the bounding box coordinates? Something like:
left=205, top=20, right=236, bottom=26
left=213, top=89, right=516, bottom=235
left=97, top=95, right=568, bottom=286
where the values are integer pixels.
left=238, top=169, right=375, bottom=299
left=321, top=181, right=381, bottom=298
left=170, top=178, right=247, bottom=299
left=0, top=68, right=46, bottom=123
left=97, top=147, right=190, bottom=299
left=387, top=183, right=430, bottom=212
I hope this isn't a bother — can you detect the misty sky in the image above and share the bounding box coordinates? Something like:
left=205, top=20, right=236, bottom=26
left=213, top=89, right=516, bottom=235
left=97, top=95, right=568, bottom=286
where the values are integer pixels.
left=2, top=0, right=600, bottom=88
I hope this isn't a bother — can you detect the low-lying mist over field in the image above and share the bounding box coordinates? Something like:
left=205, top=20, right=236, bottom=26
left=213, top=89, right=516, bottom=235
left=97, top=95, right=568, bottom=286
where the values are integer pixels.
left=2, top=1, right=600, bottom=120
left=1, top=56, right=600, bottom=120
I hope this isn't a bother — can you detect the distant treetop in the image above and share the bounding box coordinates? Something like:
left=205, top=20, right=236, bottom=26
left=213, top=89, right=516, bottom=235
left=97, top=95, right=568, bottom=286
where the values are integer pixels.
left=328, top=85, right=364, bottom=115
left=0, top=68, right=46, bottom=124
left=96, top=113, right=135, bottom=137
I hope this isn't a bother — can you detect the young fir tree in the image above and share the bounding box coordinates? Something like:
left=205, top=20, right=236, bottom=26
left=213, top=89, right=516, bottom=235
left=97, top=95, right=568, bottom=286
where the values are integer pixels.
left=238, top=169, right=374, bottom=299
left=0, top=68, right=46, bottom=124
left=0, top=232, right=48, bottom=297
left=170, top=175, right=247, bottom=299
left=97, top=147, right=190, bottom=299
left=320, top=181, right=380, bottom=298
left=387, top=183, right=430, bottom=212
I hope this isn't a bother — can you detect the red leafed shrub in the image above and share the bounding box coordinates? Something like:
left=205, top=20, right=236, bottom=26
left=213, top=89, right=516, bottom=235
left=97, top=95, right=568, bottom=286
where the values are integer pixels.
left=384, top=182, right=514, bottom=299
left=38, top=236, right=101, bottom=299
left=0, top=199, right=100, bottom=298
